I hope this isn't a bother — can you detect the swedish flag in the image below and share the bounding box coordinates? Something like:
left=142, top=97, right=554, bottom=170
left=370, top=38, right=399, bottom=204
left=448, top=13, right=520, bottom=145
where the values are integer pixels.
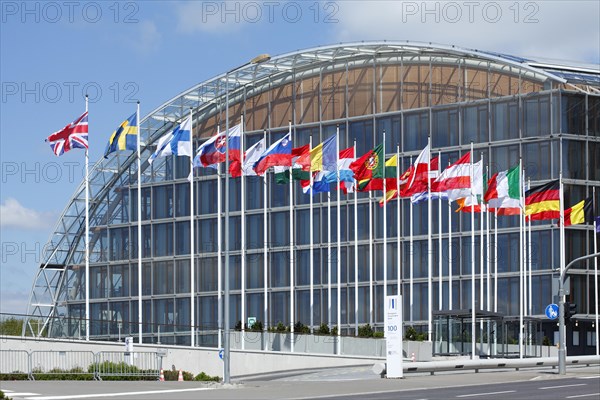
left=104, top=113, right=138, bottom=158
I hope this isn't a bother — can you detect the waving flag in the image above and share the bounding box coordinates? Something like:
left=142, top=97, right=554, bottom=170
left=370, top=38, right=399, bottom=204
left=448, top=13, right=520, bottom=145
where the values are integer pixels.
left=431, top=152, right=472, bottom=200
left=253, top=132, right=293, bottom=176
left=148, top=115, right=192, bottom=163
left=564, top=197, right=592, bottom=226
left=350, top=144, right=384, bottom=191
left=194, top=123, right=241, bottom=168
left=323, top=146, right=356, bottom=194
left=104, top=112, right=137, bottom=158
left=398, top=145, right=431, bottom=197
left=274, top=145, right=309, bottom=184
left=525, top=180, right=560, bottom=221
left=46, top=111, right=89, bottom=156
left=240, top=138, right=266, bottom=176
left=484, top=165, right=521, bottom=215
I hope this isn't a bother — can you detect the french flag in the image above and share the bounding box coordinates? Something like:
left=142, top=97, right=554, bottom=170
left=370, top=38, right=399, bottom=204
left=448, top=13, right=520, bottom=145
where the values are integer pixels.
left=194, top=124, right=241, bottom=168
left=253, top=133, right=293, bottom=176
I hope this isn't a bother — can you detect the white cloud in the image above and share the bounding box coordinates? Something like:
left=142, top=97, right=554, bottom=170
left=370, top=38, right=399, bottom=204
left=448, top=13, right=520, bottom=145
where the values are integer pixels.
left=129, top=20, right=162, bottom=55
left=332, top=1, right=599, bottom=64
left=0, top=289, right=30, bottom=315
left=0, top=198, right=55, bottom=231
left=175, top=1, right=247, bottom=34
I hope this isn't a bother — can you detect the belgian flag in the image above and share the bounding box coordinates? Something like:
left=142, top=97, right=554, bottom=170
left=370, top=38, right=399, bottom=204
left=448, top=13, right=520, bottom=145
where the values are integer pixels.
left=525, top=180, right=560, bottom=221
left=564, top=197, right=593, bottom=226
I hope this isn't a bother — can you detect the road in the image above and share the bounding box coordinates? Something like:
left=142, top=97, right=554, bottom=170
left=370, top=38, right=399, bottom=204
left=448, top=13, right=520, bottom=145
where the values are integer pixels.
left=0, top=365, right=598, bottom=400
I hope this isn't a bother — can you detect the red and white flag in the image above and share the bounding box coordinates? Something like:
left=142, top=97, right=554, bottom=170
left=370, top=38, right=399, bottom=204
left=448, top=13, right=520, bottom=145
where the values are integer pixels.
left=399, top=145, right=433, bottom=197
left=431, top=152, right=471, bottom=201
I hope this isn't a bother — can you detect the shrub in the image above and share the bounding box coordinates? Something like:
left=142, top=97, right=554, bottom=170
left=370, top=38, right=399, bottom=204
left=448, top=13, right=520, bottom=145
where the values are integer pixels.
left=358, top=324, right=374, bottom=337
left=373, top=331, right=384, bottom=338
left=194, top=372, right=221, bottom=382
left=1, top=390, right=12, bottom=400
left=543, top=336, right=551, bottom=346
left=404, top=326, right=426, bottom=341
left=316, top=323, right=330, bottom=335
left=294, top=321, right=310, bottom=334
left=249, top=320, right=263, bottom=331
left=163, top=369, right=193, bottom=381
left=331, top=326, right=338, bottom=336
left=275, top=322, right=287, bottom=332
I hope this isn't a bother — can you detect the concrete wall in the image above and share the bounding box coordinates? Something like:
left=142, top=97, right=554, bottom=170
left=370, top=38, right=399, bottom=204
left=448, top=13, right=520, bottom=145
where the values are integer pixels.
left=1, top=335, right=383, bottom=377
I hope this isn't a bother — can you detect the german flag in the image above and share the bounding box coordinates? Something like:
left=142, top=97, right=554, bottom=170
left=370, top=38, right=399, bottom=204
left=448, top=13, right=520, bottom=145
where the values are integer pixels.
left=525, top=180, right=560, bottom=221
left=349, top=144, right=384, bottom=191
left=564, top=197, right=593, bottom=226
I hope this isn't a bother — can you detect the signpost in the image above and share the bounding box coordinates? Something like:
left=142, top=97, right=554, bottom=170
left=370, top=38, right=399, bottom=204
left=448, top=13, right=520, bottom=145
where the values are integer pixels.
left=545, top=304, right=558, bottom=320
left=385, top=295, right=403, bottom=378
left=247, top=317, right=256, bottom=328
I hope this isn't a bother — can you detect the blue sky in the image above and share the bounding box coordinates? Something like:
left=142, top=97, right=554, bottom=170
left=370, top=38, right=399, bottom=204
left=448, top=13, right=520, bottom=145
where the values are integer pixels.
left=1, top=1, right=598, bottom=314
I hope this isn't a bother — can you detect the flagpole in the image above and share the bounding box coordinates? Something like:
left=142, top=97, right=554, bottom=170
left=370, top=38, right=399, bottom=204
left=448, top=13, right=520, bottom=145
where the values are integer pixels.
left=519, top=162, right=524, bottom=358
left=369, top=190, right=374, bottom=326
left=336, top=127, right=341, bottom=349
left=438, top=151, right=442, bottom=311
left=136, top=101, right=142, bottom=344
left=409, top=156, right=414, bottom=324
left=559, top=137, right=566, bottom=362
left=494, top=210, right=498, bottom=313
left=479, top=154, right=484, bottom=354
left=427, top=136, right=432, bottom=341
left=397, top=146, right=401, bottom=301
left=486, top=174, right=491, bottom=314
left=448, top=161, right=452, bottom=313
left=217, top=128, right=223, bottom=351
left=241, top=115, right=246, bottom=350
left=289, top=121, right=295, bottom=352
left=328, top=191, right=332, bottom=329
left=470, top=142, right=475, bottom=358
left=354, top=140, right=359, bottom=337
left=309, top=136, right=314, bottom=333
left=527, top=178, right=532, bottom=317
left=189, top=108, right=196, bottom=348
left=383, top=131, right=388, bottom=314
left=84, top=94, right=90, bottom=342
left=593, top=186, right=598, bottom=356
left=262, top=130, right=268, bottom=349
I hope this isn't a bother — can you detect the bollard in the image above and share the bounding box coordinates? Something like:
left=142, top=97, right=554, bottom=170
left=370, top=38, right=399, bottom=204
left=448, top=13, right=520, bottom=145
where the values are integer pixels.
left=159, top=368, right=165, bottom=382
left=411, top=352, right=416, bottom=362
left=178, top=369, right=183, bottom=382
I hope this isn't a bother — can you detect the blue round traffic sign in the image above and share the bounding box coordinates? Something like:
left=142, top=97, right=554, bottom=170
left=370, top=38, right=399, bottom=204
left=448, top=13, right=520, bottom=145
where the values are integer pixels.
left=545, top=304, right=559, bottom=320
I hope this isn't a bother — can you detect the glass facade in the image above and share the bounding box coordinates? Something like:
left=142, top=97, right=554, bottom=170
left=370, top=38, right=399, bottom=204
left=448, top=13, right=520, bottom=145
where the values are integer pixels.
left=27, top=44, right=599, bottom=352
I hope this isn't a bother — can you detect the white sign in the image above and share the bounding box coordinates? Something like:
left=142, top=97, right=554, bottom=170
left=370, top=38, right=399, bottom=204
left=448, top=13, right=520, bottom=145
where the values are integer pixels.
left=385, top=295, right=403, bottom=379
left=247, top=317, right=257, bottom=328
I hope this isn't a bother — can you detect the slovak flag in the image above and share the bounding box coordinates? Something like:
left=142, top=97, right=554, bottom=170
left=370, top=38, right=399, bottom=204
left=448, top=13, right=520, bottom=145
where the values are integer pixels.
left=46, top=111, right=89, bottom=156
left=194, top=124, right=241, bottom=168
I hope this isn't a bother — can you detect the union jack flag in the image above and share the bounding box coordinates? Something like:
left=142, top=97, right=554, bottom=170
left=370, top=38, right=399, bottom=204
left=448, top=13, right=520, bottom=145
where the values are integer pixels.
left=46, top=111, right=89, bottom=156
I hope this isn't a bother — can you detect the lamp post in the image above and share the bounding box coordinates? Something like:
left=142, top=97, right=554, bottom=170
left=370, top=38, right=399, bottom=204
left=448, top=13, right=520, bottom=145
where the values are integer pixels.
left=558, top=251, right=600, bottom=375
left=223, top=53, right=271, bottom=385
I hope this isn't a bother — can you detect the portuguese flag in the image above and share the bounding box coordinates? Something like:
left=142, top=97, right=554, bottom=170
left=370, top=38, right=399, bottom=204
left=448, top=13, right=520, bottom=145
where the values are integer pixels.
left=349, top=144, right=384, bottom=191
left=525, top=180, right=560, bottom=221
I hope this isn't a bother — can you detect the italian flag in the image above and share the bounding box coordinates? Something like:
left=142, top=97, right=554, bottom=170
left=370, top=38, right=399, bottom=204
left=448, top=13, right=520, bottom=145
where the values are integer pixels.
left=484, top=164, right=521, bottom=215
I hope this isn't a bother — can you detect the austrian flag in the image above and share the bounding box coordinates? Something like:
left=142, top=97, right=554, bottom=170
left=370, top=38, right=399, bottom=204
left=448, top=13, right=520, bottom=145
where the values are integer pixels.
left=46, top=111, right=89, bottom=156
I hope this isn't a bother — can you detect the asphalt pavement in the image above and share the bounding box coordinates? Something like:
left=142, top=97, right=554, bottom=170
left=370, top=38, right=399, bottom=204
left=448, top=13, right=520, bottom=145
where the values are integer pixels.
left=1, top=364, right=598, bottom=400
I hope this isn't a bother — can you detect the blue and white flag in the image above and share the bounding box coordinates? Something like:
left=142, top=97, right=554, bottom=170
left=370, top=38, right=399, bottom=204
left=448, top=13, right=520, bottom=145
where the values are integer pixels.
left=410, top=191, right=448, bottom=204
left=149, top=116, right=192, bottom=163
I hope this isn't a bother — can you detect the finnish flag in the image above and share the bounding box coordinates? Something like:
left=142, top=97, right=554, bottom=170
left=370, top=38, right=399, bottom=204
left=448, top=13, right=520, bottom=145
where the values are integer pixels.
left=149, top=115, right=192, bottom=163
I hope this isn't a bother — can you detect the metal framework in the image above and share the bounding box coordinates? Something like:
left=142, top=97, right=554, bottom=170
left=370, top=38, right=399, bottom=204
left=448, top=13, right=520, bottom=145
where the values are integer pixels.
left=23, top=40, right=596, bottom=337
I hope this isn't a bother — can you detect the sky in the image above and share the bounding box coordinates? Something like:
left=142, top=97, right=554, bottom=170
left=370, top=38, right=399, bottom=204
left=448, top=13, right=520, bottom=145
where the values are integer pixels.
left=1, top=0, right=599, bottom=315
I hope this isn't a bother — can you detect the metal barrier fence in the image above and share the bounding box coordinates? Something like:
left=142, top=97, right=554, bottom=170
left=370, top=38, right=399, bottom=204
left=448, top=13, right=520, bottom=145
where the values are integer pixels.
left=0, top=350, right=30, bottom=377
left=0, top=350, right=162, bottom=380
left=30, top=351, right=95, bottom=379
left=95, top=351, right=161, bottom=380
